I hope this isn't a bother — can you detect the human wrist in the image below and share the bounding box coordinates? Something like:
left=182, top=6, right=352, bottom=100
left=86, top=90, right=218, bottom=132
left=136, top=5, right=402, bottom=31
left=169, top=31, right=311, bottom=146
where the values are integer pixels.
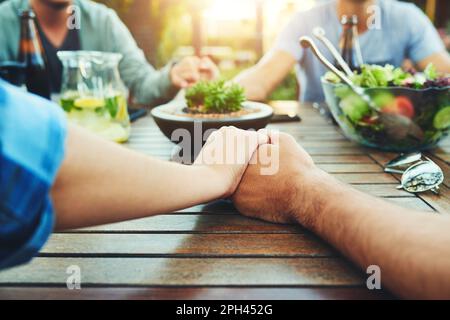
left=290, top=166, right=338, bottom=230
left=194, top=164, right=230, bottom=200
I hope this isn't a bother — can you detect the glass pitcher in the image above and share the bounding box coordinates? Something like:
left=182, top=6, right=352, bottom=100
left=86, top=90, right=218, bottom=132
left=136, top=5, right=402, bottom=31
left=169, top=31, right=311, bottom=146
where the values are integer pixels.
left=57, top=51, right=130, bottom=142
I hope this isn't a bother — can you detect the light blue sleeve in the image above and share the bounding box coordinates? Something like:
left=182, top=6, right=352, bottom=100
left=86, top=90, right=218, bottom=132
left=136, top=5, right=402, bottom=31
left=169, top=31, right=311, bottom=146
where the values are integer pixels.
left=272, top=11, right=307, bottom=62
left=0, top=80, right=67, bottom=270
left=0, top=0, right=22, bottom=62
left=103, top=9, right=179, bottom=106
left=404, top=4, right=445, bottom=63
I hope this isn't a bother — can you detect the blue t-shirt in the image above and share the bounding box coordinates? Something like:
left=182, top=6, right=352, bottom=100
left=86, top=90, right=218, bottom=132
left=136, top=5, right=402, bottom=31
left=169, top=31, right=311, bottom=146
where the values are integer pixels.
left=274, top=0, right=445, bottom=102
left=0, top=80, right=67, bottom=270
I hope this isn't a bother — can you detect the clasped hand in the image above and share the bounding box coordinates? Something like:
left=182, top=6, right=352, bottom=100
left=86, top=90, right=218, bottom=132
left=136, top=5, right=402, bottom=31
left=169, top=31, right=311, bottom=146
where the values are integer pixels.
left=194, top=127, right=319, bottom=225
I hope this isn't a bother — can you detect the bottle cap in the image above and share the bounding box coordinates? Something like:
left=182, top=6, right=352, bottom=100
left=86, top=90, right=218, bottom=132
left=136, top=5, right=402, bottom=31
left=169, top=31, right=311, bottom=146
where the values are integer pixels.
left=340, top=15, right=349, bottom=25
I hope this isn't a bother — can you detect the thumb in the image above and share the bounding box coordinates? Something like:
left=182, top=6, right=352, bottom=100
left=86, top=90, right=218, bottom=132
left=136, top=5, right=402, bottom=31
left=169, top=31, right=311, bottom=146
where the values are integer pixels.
left=258, top=129, right=280, bottom=145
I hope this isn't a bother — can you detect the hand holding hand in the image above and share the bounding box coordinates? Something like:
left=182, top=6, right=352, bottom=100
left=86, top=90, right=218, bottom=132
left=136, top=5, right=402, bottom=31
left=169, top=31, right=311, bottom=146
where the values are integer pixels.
left=232, top=131, right=322, bottom=225
left=170, top=56, right=220, bottom=88
left=194, top=127, right=269, bottom=198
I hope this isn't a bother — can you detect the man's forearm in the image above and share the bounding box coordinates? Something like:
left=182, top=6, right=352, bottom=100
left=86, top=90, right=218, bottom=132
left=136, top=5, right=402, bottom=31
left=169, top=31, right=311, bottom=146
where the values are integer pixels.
left=295, top=169, right=450, bottom=299
left=234, top=50, right=297, bottom=102
left=234, top=67, right=271, bottom=102
left=418, top=51, right=450, bottom=73
left=51, top=125, right=226, bottom=230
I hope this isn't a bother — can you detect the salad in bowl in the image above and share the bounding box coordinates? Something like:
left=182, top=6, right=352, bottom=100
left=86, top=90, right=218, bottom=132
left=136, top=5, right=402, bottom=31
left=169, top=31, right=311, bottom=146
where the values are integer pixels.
left=322, top=64, right=450, bottom=152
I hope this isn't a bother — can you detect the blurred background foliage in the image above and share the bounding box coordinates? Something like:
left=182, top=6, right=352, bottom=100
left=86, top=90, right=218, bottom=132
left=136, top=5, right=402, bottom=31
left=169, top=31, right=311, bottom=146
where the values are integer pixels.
left=95, top=0, right=304, bottom=99
left=93, top=0, right=449, bottom=100
left=0, top=0, right=448, bottom=100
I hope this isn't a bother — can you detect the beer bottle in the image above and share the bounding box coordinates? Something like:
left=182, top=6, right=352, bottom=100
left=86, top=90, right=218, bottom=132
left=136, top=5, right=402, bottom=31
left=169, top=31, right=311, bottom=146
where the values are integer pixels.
left=18, top=10, right=51, bottom=99
left=337, top=15, right=364, bottom=72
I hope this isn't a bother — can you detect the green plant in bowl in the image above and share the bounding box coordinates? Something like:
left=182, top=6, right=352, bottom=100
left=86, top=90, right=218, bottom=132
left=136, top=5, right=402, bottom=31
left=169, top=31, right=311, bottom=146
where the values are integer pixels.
left=185, top=80, right=246, bottom=114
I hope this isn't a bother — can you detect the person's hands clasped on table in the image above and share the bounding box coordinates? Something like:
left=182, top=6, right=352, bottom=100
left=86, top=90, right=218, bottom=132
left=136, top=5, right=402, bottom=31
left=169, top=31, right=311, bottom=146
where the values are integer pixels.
left=0, top=79, right=265, bottom=270
left=195, top=126, right=269, bottom=198
left=232, top=131, right=450, bottom=299
left=233, top=131, right=315, bottom=224
left=53, top=125, right=267, bottom=230
left=170, top=56, right=220, bottom=89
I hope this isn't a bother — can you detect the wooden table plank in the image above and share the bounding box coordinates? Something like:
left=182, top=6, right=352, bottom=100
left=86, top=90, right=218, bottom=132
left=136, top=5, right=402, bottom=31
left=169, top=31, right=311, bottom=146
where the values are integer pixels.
left=68, top=214, right=302, bottom=233
left=385, top=198, right=435, bottom=212
left=415, top=189, right=450, bottom=215
left=0, top=257, right=364, bottom=286
left=428, top=155, right=450, bottom=188
left=317, top=163, right=382, bottom=173
left=280, top=146, right=367, bottom=156
left=433, top=152, right=450, bottom=163
left=311, top=155, right=375, bottom=164
left=41, top=234, right=335, bottom=257
left=283, top=133, right=349, bottom=141
left=352, top=184, right=414, bottom=197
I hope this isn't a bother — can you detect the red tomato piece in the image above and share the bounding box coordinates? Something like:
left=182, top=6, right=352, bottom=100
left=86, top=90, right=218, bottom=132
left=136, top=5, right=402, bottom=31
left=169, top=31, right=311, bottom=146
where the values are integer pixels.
left=382, top=96, right=415, bottom=119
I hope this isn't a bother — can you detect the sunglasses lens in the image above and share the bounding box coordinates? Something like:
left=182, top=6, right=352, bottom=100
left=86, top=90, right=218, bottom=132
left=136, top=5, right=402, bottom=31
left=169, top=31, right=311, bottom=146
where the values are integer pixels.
left=401, top=161, right=444, bottom=193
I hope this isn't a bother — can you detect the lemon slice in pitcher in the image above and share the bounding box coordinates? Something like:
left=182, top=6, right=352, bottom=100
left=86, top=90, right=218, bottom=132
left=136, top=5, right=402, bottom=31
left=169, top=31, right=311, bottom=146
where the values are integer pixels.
left=74, top=97, right=105, bottom=109
left=115, top=96, right=129, bottom=122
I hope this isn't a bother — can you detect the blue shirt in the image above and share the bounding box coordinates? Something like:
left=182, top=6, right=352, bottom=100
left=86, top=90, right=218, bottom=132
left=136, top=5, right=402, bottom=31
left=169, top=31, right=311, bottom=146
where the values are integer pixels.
left=274, top=0, right=446, bottom=102
left=0, top=80, right=67, bottom=270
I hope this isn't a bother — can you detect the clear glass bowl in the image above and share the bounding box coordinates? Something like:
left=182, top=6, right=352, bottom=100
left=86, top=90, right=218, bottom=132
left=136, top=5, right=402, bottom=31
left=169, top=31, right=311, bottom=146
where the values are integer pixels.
left=322, top=79, right=450, bottom=152
left=58, top=51, right=130, bottom=143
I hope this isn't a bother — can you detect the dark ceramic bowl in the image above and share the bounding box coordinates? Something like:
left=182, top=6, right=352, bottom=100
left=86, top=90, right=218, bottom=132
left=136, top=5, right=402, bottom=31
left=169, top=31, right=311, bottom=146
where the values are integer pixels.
left=322, top=78, right=450, bottom=152
left=151, top=101, right=273, bottom=145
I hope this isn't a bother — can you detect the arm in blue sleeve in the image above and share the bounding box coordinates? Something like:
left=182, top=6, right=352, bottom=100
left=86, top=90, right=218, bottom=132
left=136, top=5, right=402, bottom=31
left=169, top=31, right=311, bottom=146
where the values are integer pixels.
left=0, top=80, right=67, bottom=270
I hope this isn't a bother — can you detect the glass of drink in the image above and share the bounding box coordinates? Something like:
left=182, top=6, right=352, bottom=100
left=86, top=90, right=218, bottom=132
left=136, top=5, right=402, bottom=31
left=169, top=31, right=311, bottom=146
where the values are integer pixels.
left=57, top=51, right=130, bottom=142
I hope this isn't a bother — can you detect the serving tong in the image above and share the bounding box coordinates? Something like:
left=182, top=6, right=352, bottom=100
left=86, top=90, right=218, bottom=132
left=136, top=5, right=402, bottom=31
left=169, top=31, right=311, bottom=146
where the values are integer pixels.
left=384, top=153, right=444, bottom=194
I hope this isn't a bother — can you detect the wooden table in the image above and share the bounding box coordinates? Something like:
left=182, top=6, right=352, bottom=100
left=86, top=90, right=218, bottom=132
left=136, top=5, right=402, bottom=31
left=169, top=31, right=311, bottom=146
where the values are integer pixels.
left=0, top=102, right=448, bottom=300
